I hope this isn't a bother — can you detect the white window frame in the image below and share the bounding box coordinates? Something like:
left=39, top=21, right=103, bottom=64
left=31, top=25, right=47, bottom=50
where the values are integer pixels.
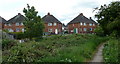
left=16, top=28, right=20, bottom=32
left=4, top=24, right=7, bottom=26
left=80, top=22, right=83, bottom=25
left=48, top=23, right=52, bottom=26
left=84, top=28, right=87, bottom=31
left=8, top=23, right=12, bottom=26
left=8, top=28, right=13, bottom=32
left=22, top=28, right=24, bottom=32
left=84, top=23, right=86, bottom=26
left=48, top=29, right=52, bottom=32
left=93, top=24, right=95, bottom=26
left=71, top=30, right=73, bottom=32
left=54, top=23, right=57, bottom=26
left=73, top=24, right=74, bottom=26
left=21, top=23, right=24, bottom=25
left=90, top=28, right=92, bottom=31
left=89, top=23, right=92, bottom=26
left=16, top=23, right=19, bottom=26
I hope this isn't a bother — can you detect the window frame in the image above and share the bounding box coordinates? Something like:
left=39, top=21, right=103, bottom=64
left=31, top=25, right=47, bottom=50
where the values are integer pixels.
left=89, top=23, right=92, bottom=26
left=48, top=23, right=52, bottom=26
left=16, top=28, right=20, bottom=32
left=54, top=23, right=57, bottom=26
left=84, top=23, right=86, bottom=26
left=48, top=29, right=52, bottom=32
left=84, top=28, right=87, bottom=31
left=16, top=23, right=19, bottom=26
left=80, top=22, right=83, bottom=25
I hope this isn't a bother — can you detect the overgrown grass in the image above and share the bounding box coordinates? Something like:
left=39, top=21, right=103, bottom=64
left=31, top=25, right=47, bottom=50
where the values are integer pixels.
left=103, top=38, right=119, bottom=63
left=2, top=34, right=108, bottom=62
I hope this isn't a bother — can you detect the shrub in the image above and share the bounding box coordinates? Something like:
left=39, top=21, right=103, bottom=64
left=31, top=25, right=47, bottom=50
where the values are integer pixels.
left=2, top=39, right=18, bottom=50
left=94, top=26, right=104, bottom=36
left=2, top=34, right=108, bottom=62
left=103, top=39, right=119, bottom=63
left=10, top=32, right=25, bottom=39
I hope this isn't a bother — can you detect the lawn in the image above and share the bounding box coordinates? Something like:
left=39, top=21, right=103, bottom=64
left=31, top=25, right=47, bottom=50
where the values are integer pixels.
left=2, top=34, right=108, bottom=62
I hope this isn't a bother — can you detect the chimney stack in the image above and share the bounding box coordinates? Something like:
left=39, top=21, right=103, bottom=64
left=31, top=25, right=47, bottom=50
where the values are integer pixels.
left=80, top=13, right=83, bottom=16
left=90, top=17, right=92, bottom=19
left=18, top=13, right=21, bottom=15
left=47, top=12, right=50, bottom=15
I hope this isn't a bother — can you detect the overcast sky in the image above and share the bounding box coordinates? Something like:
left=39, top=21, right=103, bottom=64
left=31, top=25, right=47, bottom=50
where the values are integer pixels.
left=0, top=0, right=119, bottom=25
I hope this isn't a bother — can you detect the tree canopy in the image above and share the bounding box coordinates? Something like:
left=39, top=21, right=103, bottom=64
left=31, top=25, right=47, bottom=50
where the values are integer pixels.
left=95, top=1, right=120, bottom=37
left=23, top=4, right=44, bottom=41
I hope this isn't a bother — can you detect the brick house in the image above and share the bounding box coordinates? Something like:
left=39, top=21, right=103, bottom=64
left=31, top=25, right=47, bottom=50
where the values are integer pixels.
left=2, top=13, right=62, bottom=35
left=68, top=13, right=97, bottom=34
left=3, top=13, right=25, bottom=32
left=0, top=16, right=7, bottom=29
left=42, top=13, right=62, bottom=35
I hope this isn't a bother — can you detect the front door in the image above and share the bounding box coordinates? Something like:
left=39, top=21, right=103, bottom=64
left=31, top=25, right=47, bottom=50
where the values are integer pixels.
left=55, top=29, right=58, bottom=34
left=74, top=28, right=78, bottom=33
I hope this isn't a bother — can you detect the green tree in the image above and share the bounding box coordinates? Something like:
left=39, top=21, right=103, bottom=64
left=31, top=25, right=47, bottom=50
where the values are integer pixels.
left=94, top=26, right=104, bottom=36
left=23, top=4, right=44, bottom=41
left=95, top=1, right=120, bottom=37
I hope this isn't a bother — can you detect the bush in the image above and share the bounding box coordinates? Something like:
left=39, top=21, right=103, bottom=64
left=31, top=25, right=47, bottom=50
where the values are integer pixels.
left=10, top=32, right=25, bottom=39
left=2, top=34, right=108, bottom=62
left=2, top=39, right=18, bottom=50
left=103, top=39, right=119, bottom=63
left=94, top=26, right=104, bottom=36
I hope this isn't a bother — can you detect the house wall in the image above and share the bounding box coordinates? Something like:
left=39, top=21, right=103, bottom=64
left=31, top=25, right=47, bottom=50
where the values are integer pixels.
left=0, top=22, right=2, bottom=29
left=68, top=23, right=97, bottom=34
left=3, top=22, right=62, bottom=34
left=3, top=23, right=24, bottom=32
left=44, top=23, right=62, bottom=34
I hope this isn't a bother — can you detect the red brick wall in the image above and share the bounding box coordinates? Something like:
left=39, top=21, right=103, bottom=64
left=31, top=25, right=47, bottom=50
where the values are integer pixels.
left=68, top=23, right=97, bottom=34
left=44, top=23, right=62, bottom=34
left=3, top=22, right=62, bottom=34
left=3, top=23, right=24, bottom=32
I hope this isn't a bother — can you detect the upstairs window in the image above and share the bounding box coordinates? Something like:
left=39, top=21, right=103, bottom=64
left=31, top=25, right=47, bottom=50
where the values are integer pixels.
left=8, top=23, right=12, bottom=26
left=84, top=23, right=86, bottom=26
left=80, top=22, right=83, bottom=25
left=16, top=23, right=19, bottom=26
left=48, top=23, right=52, bottom=26
left=54, top=23, right=57, bottom=26
left=21, top=23, right=24, bottom=25
left=89, top=23, right=92, bottom=26
left=4, top=24, right=7, bottom=26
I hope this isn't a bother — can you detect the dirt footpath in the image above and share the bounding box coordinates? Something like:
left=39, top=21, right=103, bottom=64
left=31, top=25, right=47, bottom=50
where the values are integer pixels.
left=91, top=43, right=105, bottom=62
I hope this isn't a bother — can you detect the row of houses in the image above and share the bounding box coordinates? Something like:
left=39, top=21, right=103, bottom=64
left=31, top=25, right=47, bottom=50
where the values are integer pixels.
left=0, top=13, right=97, bottom=35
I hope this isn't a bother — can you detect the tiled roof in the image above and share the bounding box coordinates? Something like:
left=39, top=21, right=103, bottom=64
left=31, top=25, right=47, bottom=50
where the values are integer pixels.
left=68, top=13, right=97, bottom=24
left=42, top=13, right=62, bottom=23
left=0, top=16, right=7, bottom=23
left=7, top=13, right=25, bottom=23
